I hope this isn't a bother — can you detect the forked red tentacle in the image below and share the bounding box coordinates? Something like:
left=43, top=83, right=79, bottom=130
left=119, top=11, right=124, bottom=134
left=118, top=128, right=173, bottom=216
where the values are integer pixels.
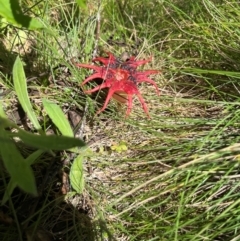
left=126, top=57, right=152, bottom=67
left=136, top=77, right=160, bottom=95
left=93, top=53, right=116, bottom=66
left=75, top=63, right=99, bottom=71
left=95, top=87, right=116, bottom=114
left=84, top=82, right=110, bottom=94
left=81, top=72, right=104, bottom=85
left=136, top=93, right=150, bottom=118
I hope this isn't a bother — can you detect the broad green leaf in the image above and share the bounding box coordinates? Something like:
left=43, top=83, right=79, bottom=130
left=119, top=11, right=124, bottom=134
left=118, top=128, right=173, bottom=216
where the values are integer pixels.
left=0, top=116, right=18, bottom=130
left=42, top=99, right=74, bottom=137
left=15, top=129, right=85, bottom=150
left=69, top=148, right=92, bottom=193
left=0, top=0, right=44, bottom=30
left=76, top=0, right=87, bottom=9
left=0, top=101, right=7, bottom=119
left=0, top=128, right=37, bottom=195
left=70, top=154, right=84, bottom=194
left=25, top=149, right=45, bottom=165
left=13, top=56, right=41, bottom=131
left=2, top=149, right=44, bottom=204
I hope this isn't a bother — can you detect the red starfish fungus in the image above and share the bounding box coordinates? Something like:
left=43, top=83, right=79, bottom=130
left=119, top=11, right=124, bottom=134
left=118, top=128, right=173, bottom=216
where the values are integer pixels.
left=76, top=53, right=160, bottom=117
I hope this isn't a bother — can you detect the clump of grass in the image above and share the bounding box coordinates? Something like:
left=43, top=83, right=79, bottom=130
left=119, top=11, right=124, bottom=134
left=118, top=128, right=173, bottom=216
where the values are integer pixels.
left=98, top=0, right=240, bottom=240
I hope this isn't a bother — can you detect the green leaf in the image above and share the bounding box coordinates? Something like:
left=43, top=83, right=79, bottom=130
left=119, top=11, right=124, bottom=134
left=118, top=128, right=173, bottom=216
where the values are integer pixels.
left=0, top=116, right=19, bottom=133
left=42, top=99, right=74, bottom=137
left=15, top=129, right=85, bottom=150
left=1, top=179, right=17, bottom=205
left=0, top=128, right=37, bottom=195
left=76, top=0, right=87, bottom=9
left=13, top=56, right=41, bottom=131
left=70, top=154, right=84, bottom=194
left=2, top=149, right=44, bottom=204
left=0, top=0, right=44, bottom=30
left=25, top=149, right=45, bottom=165
left=0, top=101, right=7, bottom=119
left=0, top=115, right=24, bottom=130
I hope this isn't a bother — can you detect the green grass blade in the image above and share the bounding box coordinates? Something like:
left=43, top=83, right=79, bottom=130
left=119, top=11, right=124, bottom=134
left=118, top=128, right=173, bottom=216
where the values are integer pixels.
left=12, top=56, right=41, bottom=131
left=42, top=99, right=74, bottom=137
